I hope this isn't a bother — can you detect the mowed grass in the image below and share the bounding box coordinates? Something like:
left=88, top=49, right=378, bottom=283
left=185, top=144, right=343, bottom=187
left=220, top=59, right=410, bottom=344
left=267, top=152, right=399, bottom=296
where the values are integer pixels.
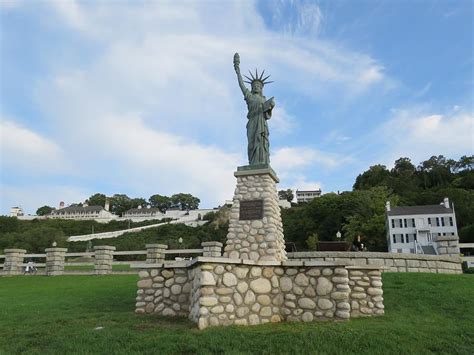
left=0, top=273, right=473, bottom=354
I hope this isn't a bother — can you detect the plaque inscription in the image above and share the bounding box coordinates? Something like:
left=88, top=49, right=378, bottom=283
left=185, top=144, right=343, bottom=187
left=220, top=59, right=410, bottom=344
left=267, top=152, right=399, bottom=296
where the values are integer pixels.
left=239, top=200, right=264, bottom=220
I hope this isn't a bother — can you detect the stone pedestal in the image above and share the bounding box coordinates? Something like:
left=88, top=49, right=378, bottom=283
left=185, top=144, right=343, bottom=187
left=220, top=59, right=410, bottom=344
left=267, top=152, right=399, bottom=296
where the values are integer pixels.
left=45, top=248, right=67, bottom=276
left=146, top=244, right=168, bottom=263
left=223, top=166, right=287, bottom=262
left=3, top=249, right=26, bottom=275
left=94, top=246, right=115, bottom=275
left=202, top=242, right=223, bottom=257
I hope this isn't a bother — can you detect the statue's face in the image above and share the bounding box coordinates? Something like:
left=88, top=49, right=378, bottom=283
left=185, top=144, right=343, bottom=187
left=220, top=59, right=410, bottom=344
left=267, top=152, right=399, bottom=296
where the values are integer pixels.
left=251, top=81, right=263, bottom=94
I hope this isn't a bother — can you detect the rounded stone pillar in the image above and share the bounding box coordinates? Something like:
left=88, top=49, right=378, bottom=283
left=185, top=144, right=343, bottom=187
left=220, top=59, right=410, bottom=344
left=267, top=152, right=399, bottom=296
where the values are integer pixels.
left=94, top=246, right=116, bottom=275
left=145, top=244, right=168, bottom=263
left=45, top=247, right=67, bottom=276
left=3, top=249, right=27, bottom=276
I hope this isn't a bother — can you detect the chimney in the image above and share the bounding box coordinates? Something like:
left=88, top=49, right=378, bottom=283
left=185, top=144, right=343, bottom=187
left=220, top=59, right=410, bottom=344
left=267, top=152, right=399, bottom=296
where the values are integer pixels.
left=385, top=201, right=391, bottom=212
left=105, top=197, right=110, bottom=211
left=443, top=197, right=449, bottom=209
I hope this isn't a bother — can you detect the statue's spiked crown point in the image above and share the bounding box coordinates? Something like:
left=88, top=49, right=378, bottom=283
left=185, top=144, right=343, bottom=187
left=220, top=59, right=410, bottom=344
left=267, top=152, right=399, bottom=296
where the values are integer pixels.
left=244, top=68, right=273, bottom=86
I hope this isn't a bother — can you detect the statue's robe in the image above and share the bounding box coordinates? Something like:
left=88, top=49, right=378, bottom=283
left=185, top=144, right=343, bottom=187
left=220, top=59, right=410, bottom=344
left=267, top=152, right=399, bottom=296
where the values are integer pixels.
left=244, top=89, right=272, bottom=165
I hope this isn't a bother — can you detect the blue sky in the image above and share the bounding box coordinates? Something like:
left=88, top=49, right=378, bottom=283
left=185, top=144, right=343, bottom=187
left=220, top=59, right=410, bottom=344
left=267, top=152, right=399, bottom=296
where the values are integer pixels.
left=1, top=0, right=473, bottom=215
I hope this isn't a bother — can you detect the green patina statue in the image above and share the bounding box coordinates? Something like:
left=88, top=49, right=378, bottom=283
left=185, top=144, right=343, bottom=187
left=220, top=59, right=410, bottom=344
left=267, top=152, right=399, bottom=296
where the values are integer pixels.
left=234, top=53, right=275, bottom=166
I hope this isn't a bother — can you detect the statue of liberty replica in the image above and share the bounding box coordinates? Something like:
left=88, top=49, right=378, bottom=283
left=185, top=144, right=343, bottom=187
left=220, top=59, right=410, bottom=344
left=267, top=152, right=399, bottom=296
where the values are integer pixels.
left=224, top=53, right=287, bottom=262
left=233, top=53, right=275, bottom=166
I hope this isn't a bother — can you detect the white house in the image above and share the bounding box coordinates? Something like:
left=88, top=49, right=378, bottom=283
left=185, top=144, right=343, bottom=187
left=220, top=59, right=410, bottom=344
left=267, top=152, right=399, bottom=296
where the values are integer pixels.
left=10, top=206, right=24, bottom=217
left=48, top=205, right=117, bottom=222
left=385, top=198, right=459, bottom=254
left=123, top=206, right=164, bottom=219
left=296, top=189, right=322, bottom=203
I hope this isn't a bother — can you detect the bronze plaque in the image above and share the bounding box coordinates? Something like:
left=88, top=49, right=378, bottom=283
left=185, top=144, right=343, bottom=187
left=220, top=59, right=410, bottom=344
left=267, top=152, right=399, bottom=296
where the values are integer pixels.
left=239, top=200, right=264, bottom=220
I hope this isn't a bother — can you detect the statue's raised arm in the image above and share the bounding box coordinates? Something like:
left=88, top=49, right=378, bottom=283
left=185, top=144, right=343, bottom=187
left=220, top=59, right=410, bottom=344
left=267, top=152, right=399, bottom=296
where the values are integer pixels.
left=233, top=52, right=275, bottom=166
left=233, top=53, right=247, bottom=96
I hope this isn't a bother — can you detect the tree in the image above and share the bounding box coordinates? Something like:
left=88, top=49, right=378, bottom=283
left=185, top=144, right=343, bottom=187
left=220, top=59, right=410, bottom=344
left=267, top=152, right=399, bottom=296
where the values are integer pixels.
left=110, top=194, right=133, bottom=216
left=306, top=233, right=319, bottom=251
left=170, top=193, right=200, bottom=210
left=130, top=198, right=147, bottom=209
left=85, top=193, right=106, bottom=207
left=278, top=189, right=294, bottom=202
left=149, top=194, right=171, bottom=212
left=36, top=206, right=54, bottom=216
left=353, top=165, right=390, bottom=190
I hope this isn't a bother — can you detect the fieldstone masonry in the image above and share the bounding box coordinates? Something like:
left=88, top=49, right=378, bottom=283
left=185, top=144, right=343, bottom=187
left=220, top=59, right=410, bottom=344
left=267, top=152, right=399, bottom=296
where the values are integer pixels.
left=3, top=249, right=26, bottom=276
left=94, top=246, right=115, bottom=275
left=134, top=165, right=385, bottom=329
left=146, top=244, right=167, bottom=263
left=202, top=242, right=224, bottom=257
left=135, top=259, right=384, bottom=329
left=223, top=167, right=287, bottom=262
left=45, top=247, right=67, bottom=276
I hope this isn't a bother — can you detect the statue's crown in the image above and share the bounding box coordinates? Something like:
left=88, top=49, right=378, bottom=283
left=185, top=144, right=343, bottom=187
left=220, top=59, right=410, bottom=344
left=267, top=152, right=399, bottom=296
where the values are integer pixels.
left=244, top=69, right=273, bottom=86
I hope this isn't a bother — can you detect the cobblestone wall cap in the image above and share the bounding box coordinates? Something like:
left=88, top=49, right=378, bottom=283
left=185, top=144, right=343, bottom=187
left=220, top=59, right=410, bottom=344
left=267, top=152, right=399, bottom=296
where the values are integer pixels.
left=201, top=242, right=224, bottom=247
left=4, top=249, right=27, bottom=253
left=94, top=246, right=116, bottom=251
left=45, top=248, right=68, bottom=252
left=145, top=244, right=168, bottom=249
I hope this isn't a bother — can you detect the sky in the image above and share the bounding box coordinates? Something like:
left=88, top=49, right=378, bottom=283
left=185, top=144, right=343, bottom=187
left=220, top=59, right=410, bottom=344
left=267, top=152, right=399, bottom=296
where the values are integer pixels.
left=1, top=0, right=473, bottom=215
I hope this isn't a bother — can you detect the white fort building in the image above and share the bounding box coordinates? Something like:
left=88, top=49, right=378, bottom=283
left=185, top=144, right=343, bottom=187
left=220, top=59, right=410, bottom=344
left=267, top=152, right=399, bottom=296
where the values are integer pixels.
left=385, top=197, right=459, bottom=255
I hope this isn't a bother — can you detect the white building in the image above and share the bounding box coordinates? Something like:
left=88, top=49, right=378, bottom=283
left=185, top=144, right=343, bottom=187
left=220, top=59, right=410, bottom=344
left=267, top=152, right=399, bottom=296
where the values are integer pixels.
left=10, top=206, right=24, bottom=217
left=48, top=205, right=117, bottom=222
left=123, top=206, right=164, bottom=219
left=296, top=189, right=322, bottom=203
left=386, top=198, right=458, bottom=254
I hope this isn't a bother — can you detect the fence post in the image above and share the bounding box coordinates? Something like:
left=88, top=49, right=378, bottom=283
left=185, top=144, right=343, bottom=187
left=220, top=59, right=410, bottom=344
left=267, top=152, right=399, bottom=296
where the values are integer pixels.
left=201, top=242, right=223, bottom=257
left=94, top=246, right=116, bottom=275
left=146, top=244, right=168, bottom=263
left=45, top=248, right=67, bottom=276
left=3, top=249, right=27, bottom=275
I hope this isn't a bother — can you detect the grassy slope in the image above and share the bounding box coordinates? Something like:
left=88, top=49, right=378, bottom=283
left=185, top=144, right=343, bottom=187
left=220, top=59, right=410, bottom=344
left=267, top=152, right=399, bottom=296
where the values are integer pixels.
left=0, top=273, right=472, bottom=354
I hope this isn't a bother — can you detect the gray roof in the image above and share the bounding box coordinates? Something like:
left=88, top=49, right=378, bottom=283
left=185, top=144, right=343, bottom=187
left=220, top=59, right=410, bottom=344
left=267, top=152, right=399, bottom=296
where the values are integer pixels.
left=50, top=205, right=104, bottom=214
left=387, top=205, right=453, bottom=216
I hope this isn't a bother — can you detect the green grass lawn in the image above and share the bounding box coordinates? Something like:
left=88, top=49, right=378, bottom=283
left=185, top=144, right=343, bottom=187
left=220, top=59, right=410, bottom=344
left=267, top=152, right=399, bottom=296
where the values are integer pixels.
left=0, top=273, right=472, bottom=354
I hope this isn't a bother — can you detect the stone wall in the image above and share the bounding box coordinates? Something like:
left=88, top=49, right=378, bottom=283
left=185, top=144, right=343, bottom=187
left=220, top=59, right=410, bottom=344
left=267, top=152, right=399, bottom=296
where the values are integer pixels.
left=134, top=258, right=384, bottom=329
left=223, top=168, right=287, bottom=262
left=434, top=236, right=460, bottom=257
left=347, top=267, right=384, bottom=317
left=287, top=251, right=462, bottom=274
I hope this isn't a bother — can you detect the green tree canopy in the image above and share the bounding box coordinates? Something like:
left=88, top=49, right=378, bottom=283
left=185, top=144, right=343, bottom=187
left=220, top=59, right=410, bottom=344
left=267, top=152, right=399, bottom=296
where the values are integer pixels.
left=170, top=193, right=200, bottom=210
left=85, top=193, right=106, bottom=207
left=36, top=206, right=54, bottom=216
left=149, top=194, right=171, bottom=212
left=278, top=189, right=294, bottom=202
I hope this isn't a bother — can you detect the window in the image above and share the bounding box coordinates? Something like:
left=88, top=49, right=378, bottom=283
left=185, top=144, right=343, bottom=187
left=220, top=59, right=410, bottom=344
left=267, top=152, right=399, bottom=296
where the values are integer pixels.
left=393, top=235, right=396, bottom=244
left=404, top=219, right=407, bottom=228
left=401, top=234, right=404, bottom=243
left=414, top=234, right=417, bottom=241
left=449, top=217, right=453, bottom=226
left=441, top=218, right=445, bottom=227
left=436, top=217, right=440, bottom=227
left=405, top=234, right=410, bottom=243
left=428, top=217, right=431, bottom=226
left=391, top=219, right=395, bottom=228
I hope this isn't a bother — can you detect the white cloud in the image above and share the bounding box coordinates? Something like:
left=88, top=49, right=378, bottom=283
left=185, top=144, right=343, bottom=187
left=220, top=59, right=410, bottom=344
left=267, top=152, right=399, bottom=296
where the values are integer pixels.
left=379, top=109, right=474, bottom=165
left=1, top=2, right=392, bottom=213
left=0, top=119, right=69, bottom=174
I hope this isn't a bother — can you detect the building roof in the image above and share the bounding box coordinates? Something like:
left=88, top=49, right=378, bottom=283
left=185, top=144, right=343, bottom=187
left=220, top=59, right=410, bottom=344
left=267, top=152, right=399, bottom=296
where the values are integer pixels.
left=387, top=205, right=453, bottom=216
left=124, top=207, right=162, bottom=214
left=50, top=205, right=104, bottom=214
left=296, top=189, right=321, bottom=194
